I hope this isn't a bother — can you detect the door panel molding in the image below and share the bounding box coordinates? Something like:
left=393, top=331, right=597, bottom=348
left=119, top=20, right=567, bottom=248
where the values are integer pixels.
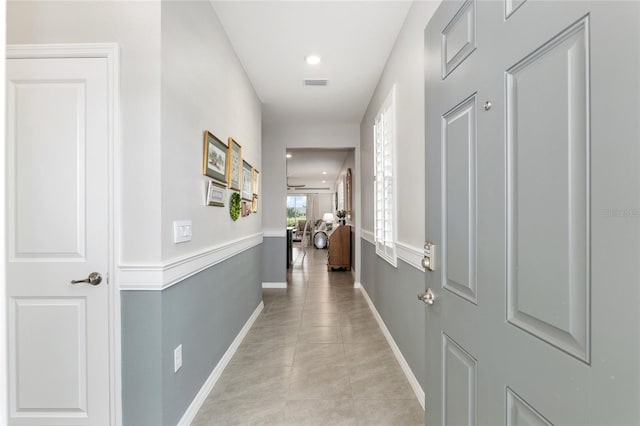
left=505, top=17, right=590, bottom=363
left=505, top=0, right=527, bottom=20
left=441, top=0, right=477, bottom=79
left=441, top=93, right=478, bottom=305
left=10, top=298, right=88, bottom=417
left=8, top=79, right=87, bottom=262
left=442, top=333, right=477, bottom=426
left=506, top=387, right=552, bottom=426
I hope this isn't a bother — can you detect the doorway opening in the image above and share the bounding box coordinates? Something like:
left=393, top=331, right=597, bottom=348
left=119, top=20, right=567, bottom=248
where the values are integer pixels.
left=285, top=148, right=355, bottom=276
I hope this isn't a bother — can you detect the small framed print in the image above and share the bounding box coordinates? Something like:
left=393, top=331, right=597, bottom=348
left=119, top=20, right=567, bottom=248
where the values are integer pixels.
left=206, top=180, right=226, bottom=207
left=252, top=169, right=260, bottom=196
left=202, top=131, right=227, bottom=184
left=241, top=160, right=253, bottom=201
left=251, top=194, right=258, bottom=213
left=241, top=200, right=251, bottom=217
left=227, top=137, right=242, bottom=191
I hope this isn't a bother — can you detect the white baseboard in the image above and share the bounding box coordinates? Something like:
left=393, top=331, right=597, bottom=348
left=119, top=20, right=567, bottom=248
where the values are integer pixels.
left=354, top=281, right=362, bottom=289
left=262, top=282, right=287, bottom=289
left=177, top=301, right=264, bottom=425
left=359, top=285, right=425, bottom=410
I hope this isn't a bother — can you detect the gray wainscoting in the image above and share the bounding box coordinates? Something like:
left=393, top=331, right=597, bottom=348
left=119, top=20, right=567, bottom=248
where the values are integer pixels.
left=360, top=239, right=426, bottom=390
left=122, top=244, right=263, bottom=426
left=122, top=291, right=163, bottom=426
left=262, top=236, right=286, bottom=283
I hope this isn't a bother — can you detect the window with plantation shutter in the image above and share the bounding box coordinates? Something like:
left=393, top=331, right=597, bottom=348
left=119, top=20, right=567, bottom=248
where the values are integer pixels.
left=373, top=86, right=397, bottom=267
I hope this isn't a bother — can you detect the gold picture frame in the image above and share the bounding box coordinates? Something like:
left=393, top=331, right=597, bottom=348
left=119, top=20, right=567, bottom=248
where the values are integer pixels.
left=227, top=137, right=242, bottom=191
left=251, top=194, right=258, bottom=213
left=202, top=131, right=227, bottom=184
left=252, top=168, right=260, bottom=195
left=241, top=160, right=253, bottom=201
left=346, top=168, right=352, bottom=218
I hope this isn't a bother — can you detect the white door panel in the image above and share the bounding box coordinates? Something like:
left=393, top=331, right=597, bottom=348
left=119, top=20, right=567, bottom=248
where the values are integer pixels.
left=7, top=56, right=111, bottom=425
left=425, top=1, right=640, bottom=425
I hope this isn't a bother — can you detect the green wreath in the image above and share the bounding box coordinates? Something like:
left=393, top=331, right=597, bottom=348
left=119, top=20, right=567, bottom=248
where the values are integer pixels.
left=229, top=192, right=241, bottom=221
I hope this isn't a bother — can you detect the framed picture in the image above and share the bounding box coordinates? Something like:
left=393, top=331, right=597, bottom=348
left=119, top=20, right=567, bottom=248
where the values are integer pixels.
left=206, top=180, right=226, bottom=207
left=241, top=160, right=253, bottom=201
left=251, top=194, right=258, bottom=213
left=252, top=169, right=260, bottom=195
left=202, top=131, right=227, bottom=184
left=346, top=168, right=352, bottom=218
left=227, top=137, right=242, bottom=191
left=241, top=200, right=251, bottom=217
left=337, top=176, right=345, bottom=211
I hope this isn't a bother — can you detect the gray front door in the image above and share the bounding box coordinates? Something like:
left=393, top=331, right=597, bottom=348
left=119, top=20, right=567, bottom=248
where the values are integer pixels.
left=424, top=1, right=640, bottom=424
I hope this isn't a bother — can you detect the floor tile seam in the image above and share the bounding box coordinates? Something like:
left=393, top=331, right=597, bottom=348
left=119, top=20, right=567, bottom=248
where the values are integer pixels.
left=343, top=351, right=356, bottom=404
left=210, top=396, right=289, bottom=402
left=351, top=396, right=421, bottom=400
left=290, top=357, right=347, bottom=369
left=351, top=398, right=423, bottom=401
left=260, top=310, right=304, bottom=319
left=282, top=398, right=359, bottom=416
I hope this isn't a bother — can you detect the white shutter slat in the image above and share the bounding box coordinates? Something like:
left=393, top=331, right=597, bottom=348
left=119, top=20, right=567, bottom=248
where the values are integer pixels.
left=372, top=86, right=397, bottom=267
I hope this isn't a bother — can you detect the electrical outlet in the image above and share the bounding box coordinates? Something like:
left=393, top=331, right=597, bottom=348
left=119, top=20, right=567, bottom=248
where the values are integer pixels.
left=174, top=344, right=182, bottom=372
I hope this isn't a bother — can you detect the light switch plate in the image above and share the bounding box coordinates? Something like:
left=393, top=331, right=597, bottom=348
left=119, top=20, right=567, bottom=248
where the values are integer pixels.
left=173, top=220, right=192, bottom=243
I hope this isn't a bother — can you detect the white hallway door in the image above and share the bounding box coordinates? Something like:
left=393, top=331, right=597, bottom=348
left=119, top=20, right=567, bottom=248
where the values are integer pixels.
left=7, top=52, right=112, bottom=425
left=424, top=1, right=639, bottom=425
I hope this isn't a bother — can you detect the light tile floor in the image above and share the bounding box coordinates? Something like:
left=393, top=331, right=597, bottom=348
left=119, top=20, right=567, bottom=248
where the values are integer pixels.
left=192, top=245, right=424, bottom=425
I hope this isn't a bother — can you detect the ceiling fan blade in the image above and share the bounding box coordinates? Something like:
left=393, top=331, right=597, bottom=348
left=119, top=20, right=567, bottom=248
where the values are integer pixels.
left=286, top=178, right=305, bottom=188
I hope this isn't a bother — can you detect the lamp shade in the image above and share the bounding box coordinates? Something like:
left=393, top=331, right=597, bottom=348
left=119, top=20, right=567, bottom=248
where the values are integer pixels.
left=322, top=213, right=334, bottom=222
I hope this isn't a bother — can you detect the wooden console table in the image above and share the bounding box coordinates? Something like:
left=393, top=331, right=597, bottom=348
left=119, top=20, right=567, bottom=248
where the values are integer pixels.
left=327, top=225, right=351, bottom=271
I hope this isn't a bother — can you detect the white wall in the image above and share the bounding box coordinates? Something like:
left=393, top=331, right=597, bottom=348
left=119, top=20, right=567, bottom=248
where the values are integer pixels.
left=335, top=149, right=356, bottom=225
left=360, top=0, right=440, bottom=254
left=0, top=1, right=7, bottom=422
left=7, top=0, right=262, bottom=265
left=7, top=1, right=163, bottom=264
left=262, top=123, right=359, bottom=235
left=160, top=1, right=261, bottom=262
left=317, top=193, right=333, bottom=219
left=357, top=0, right=441, bottom=401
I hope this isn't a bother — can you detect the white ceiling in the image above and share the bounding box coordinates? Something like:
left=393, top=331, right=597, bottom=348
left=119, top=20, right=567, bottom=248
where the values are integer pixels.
left=210, top=0, right=412, bottom=126
left=286, top=148, right=352, bottom=190
left=211, top=1, right=411, bottom=188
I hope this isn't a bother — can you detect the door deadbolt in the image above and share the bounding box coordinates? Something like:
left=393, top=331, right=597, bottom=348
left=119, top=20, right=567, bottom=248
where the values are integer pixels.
left=422, top=242, right=435, bottom=271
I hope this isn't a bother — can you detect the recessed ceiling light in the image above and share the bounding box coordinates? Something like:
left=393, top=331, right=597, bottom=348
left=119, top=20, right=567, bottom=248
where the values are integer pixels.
left=286, top=153, right=292, bottom=158
left=322, top=171, right=327, bottom=175
left=305, top=55, right=321, bottom=65
left=322, top=180, right=326, bottom=183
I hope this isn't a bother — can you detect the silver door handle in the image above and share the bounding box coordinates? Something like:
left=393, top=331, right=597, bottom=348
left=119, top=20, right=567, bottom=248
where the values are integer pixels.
left=71, top=272, right=102, bottom=286
left=418, top=288, right=435, bottom=305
